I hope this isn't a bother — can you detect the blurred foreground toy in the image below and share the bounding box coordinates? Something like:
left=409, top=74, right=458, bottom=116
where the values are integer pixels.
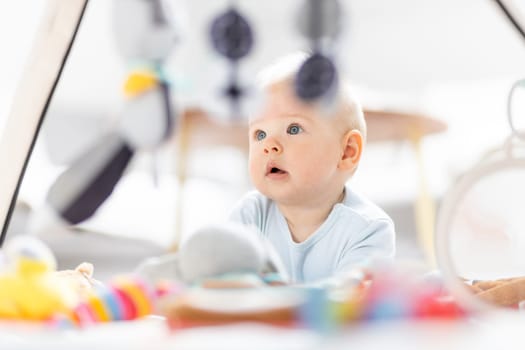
left=361, top=268, right=466, bottom=322
left=0, top=236, right=467, bottom=329
left=163, top=287, right=303, bottom=329
left=136, top=222, right=289, bottom=286
left=0, top=236, right=95, bottom=321
left=137, top=224, right=468, bottom=330
left=161, top=265, right=468, bottom=331
left=72, top=275, right=161, bottom=325
left=54, top=262, right=100, bottom=300
left=0, top=235, right=162, bottom=327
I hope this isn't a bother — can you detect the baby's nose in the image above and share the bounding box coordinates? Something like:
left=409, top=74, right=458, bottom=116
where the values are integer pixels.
left=263, top=140, right=282, bottom=154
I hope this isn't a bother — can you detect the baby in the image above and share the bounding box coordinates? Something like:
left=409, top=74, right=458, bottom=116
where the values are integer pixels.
left=230, top=53, right=395, bottom=283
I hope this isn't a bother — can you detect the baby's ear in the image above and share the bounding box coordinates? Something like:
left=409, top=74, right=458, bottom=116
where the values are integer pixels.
left=338, top=130, right=363, bottom=172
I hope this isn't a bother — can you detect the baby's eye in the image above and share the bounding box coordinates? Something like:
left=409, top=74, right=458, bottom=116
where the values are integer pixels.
left=255, top=130, right=267, bottom=141
left=287, top=124, right=303, bottom=135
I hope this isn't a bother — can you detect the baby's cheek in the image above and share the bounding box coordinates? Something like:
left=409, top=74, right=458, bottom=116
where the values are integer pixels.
left=247, top=152, right=256, bottom=168
left=303, top=160, right=334, bottom=183
left=248, top=159, right=260, bottom=181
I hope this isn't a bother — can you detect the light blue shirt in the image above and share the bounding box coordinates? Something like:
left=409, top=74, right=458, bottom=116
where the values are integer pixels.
left=229, top=186, right=396, bottom=283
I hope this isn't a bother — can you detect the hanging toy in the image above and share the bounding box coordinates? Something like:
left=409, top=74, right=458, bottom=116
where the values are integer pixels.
left=32, top=0, right=181, bottom=228
left=295, top=0, right=343, bottom=102
left=209, top=5, right=254, bottom=119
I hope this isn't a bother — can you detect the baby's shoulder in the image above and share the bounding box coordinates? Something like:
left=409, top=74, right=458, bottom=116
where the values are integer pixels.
left=229, top=191, right=275, bottom=221
left=236, top=190, right=273, bottom=209
left=337, top=188, right=392, bottom=225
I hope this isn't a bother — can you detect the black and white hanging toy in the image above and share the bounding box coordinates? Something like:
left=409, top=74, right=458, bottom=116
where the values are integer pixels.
left=210, top=4, right=254, bottom=118
left=34, top=0, right=181, bottom=229
left=295, top=0, right=343, bottom=102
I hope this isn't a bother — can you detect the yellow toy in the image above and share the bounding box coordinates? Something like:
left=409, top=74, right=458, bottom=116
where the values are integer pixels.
left=0, top=236, right=96, bottom=321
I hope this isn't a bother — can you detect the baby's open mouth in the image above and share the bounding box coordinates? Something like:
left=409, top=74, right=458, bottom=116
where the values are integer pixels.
left=270, top=167, right=286, bottom=174
left=266, top=165, right=287, bottom=176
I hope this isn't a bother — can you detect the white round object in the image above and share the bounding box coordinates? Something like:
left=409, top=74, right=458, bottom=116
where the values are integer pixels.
left=436, top=136, right=525, bottom=311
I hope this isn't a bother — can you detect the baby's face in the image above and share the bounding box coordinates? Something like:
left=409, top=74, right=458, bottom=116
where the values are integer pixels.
left=248, top=82, right=345, bottom=205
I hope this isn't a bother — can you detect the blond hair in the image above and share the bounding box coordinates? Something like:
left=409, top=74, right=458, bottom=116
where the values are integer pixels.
left=256, top=52, right=367, bottom=142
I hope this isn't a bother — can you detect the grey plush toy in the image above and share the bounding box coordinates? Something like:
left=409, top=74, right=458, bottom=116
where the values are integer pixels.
left=135, top=222, right=288, bottom=285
